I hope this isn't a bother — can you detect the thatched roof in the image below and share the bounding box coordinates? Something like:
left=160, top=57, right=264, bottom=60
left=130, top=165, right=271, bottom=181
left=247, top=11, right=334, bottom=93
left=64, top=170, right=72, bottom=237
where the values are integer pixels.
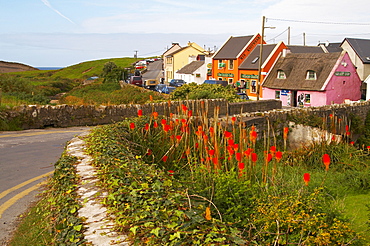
left=263, top=52, right=342, bottom=91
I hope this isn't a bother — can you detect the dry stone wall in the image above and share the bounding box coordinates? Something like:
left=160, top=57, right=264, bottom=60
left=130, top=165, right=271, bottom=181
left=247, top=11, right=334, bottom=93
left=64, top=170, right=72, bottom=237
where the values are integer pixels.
left=2, top=99, right=281, bottom=130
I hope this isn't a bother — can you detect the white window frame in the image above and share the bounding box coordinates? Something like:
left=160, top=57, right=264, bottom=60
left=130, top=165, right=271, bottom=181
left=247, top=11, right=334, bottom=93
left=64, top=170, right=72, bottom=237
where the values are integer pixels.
left=228, top=60, right=234, bottom=70
left=306, top=70, right=316, bottom=80
left=277, top=70, right=286, bottom=79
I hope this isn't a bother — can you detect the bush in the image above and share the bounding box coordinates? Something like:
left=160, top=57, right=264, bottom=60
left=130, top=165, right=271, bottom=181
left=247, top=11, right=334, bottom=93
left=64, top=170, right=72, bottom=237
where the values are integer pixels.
left=170, top=83, right=239, bottom=101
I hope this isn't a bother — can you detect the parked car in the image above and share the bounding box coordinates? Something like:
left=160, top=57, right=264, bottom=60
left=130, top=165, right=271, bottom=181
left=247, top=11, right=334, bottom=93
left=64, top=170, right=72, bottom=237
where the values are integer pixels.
left=129, top=76, right=143, bottom=86
left=169, top=79, right=186, bottom=87
left=203, top=80, right=228, bottom=87
left=154, top=84, right=167, bottom=93
left=162, top=86, right=177, bottom=94
left=144, top=79, right=159, bottom=90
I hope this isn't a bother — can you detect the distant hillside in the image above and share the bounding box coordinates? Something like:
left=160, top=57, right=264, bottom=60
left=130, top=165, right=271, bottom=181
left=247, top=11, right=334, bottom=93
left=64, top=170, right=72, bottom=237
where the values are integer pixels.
left=0, top=61, right=38, bottom=73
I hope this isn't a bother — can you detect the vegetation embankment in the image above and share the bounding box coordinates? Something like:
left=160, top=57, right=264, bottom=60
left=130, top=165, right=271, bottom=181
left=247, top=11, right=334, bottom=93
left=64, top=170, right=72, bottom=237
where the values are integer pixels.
left=9, top=105, right=370, bottom=245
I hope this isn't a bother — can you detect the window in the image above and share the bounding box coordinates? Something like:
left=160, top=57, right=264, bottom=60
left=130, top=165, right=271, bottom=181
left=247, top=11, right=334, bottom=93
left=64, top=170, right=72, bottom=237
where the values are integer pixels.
left=228, top=60, right=234, bottom=70
left=251, top=80, right=257, bottom=93
left=275, top=90, right=281, bottom=99
left=218, top=60, right=225, bottom=69
left=244, top=80, right=250, bottom=89
left=306, top=70, right=316, bottom=80
left=228, top=78, right=233, bottom=85
left=277, top=70, right=286, bottom=79
left=305, top=94, right=311, bottom=103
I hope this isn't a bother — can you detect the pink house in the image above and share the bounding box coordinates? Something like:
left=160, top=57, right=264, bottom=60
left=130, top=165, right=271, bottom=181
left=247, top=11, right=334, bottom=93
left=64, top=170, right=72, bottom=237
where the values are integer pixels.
left=262, top=51, right=361, bottom=107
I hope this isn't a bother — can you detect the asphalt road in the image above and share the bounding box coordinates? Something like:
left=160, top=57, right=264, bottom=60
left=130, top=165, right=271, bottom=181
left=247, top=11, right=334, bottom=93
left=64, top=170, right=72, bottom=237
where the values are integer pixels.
left=142, top=60, right=163, bottom=82
left=0, top=126, right=91, bottom=245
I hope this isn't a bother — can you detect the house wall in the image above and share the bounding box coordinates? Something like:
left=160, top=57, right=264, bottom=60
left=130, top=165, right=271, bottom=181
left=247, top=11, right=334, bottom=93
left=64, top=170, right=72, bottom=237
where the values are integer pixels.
left=341, top=41, right=367, bottom=81
left=325, top=52, right=362, bottom=104
left=262, top=88, right=327, bottom=107
left=173, top=47, right=205, bottom=75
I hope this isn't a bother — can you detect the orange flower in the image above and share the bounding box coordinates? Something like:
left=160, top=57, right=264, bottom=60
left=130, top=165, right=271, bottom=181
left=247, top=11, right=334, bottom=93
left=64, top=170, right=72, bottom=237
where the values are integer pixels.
left=176, top=135, right=182, bottom=142
left=228, top=139, right=235, bottom=146
left=162, top=155, right=168, bottom=162
left=283, top=127, right=289, bottom=139
left=163, top=124, right=171, bottom=132
left=266, top=153, right=272, bottom=163
left=182, top=104, right=188, bottom=112
left=238, top=162, right=245, bottom=177
left=243, top=148, right=252, bottom=158
left=149, top=95, right=153, bottom=101
left=161, top=119, right=167, bottom=125
left=152, top=111, right=158, bottom=119
left=322, top=154, right=330, bottom=171
left=129, top=122, right=135, bottom=129
left=137, top=109, right=143, bottom=117
left=205, top=207, right=211, bottom=220
left=303, top=173, right=310, bottom=186
left=275, top=151, right=282, bottom=162
left=250, top=130, right=257, bottom=143
left=208, top=149, right=215, bottom=156
left=188, top=110, right=193, bottom=117
left=153, top=121, right=158, bottom=128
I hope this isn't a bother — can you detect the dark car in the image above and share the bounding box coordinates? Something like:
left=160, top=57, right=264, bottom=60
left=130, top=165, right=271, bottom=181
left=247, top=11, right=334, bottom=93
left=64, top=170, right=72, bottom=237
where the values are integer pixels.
left=203, top=80, right=228, bottom=87
left=169, top=79, right=186, bottom=87
left=129, top=76, right=143, bottom=86
left=162, top=86, right=176, bottom=94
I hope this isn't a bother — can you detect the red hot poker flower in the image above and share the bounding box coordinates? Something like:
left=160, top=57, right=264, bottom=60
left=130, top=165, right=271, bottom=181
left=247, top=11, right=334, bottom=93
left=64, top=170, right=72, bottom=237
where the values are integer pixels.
left=161, top=119, right=167, bottom=125
left=129, top=122, right=135, bottom=129
left=251, top=153, right=258, bottom=163
left=168, top=170, right=174, bottom=176
left=137, top=109, right=143, bottom=117
left=303, top=173, right=310, bottom=186
left=322, top=154, right=330, bottom=171
left=224, top=131, right=232, bottom=138
left=162, top=155, right=168, bottom=162
left=275, top=151, right=283, bottom=162
left=283, top=127, right=289, bottom=139
left=270, top=146, right=276, bottom=156
left=231, top=117, right=236, bottom=124
left=152, top=112, right=158, bottom=119
left=182, top=104, right=188, bottom=112
left=144, top=123, right=149, bottom=131
left=208, top=149, right=215, bottom=156
left=235, top=152, right=242, bottom=162
left=266, top=153, right=272, bottom=163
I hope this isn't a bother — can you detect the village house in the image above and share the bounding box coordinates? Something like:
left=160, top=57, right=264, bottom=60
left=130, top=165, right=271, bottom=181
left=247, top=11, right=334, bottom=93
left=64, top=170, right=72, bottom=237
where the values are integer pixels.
left=262, top=51, right=362, bottom=107
left=211, top=34, right=261, bottom=85
left=175, top=54, right=212, bottom=84
left=163, top=42, right=206, bottom=83
left=238, top=41, right=287, bottom=99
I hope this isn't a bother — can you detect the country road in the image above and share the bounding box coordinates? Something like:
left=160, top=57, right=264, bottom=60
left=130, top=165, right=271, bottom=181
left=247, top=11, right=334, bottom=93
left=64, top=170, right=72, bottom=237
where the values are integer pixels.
left=0, top=126, right=91, bottom=245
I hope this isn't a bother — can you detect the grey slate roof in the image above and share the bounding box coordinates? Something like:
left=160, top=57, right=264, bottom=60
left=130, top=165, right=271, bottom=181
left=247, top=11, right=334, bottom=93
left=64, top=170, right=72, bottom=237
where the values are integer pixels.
left=323, top=43, right=342, bottom=53
left=177, top=61, right=204, bottom=74
left=239, top=44, right=277, bottom=70
left=343, top=38, right=370, bottom=64
left=263, top=52, right=342, bottom=91
left=213, top=35, right=254, bottom=60
left=287, top=45, right=324, bottom=53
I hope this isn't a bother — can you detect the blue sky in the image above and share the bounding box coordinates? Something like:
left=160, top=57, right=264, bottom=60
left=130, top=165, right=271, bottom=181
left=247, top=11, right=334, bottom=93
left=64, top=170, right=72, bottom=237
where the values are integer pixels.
left=1, top=0, right=370, bottom=67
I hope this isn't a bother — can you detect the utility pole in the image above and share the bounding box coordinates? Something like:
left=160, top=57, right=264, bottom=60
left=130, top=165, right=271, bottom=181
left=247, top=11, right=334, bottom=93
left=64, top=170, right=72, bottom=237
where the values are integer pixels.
left=303, top=33, right=306, bottom=46
left=256, top=16, right=275, bottom=101
left=288, top=27, right=291, bottom=45
left=134, top=50, right=138, bottom=59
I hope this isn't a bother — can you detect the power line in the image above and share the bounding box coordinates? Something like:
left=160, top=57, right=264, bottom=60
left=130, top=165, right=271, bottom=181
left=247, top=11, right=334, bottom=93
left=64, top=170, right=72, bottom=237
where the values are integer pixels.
left=267, top=18, right=370, bottom=26
left=266, top=28, right=290, bottom=43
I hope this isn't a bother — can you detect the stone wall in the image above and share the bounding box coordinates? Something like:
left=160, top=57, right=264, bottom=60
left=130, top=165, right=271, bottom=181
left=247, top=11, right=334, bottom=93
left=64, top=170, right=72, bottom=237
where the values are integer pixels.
left=1, top=99, right=282, bottom=130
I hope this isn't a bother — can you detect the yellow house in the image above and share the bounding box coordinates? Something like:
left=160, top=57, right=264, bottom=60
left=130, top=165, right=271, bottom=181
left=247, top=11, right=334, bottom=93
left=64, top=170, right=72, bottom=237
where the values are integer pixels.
left=164, top=42, right=206, bottom=82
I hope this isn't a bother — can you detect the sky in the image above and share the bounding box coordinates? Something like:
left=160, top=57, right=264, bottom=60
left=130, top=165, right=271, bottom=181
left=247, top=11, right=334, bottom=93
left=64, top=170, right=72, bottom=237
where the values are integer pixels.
left=1, top=0, right=370, bottom=67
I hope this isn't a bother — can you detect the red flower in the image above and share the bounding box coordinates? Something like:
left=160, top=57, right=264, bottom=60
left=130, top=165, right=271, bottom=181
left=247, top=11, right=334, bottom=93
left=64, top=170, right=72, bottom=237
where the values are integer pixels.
left=209, top=127, right=214, bottom=135
left=146, top=149, right=152, bottom=156
left=182, top=104, right=188, bottom=112
left=163, top=124, right=171, bottom=132
left=176, top=135, right=182, bottom=142
left=168, top=170, right=174, bottom=176
left=231, top=117, right=236, bottom=124
left=345, top=125, right=349, bottom=132
left=235, top=152, right=242, bottom=162
left=303, top=173, right=310, bottom=186
left=162, top=156, right=168, bottom=162
left=250, top=130, right=257, bottom=143
left=129, top=122, right=135, bottom=129
left=270, top=146, right=276, bottom=156
left=224, top=131, right=232, bottom=138
left=152, top=111, right=158, bottom=119
left=238, top=162, right=245, bottom=177
left=153, top=121, right=158, bottom=128
left=188, top=110, right=193, bottom=117
left=266, top=153, right=272, bottom=163
left=283, top=127, right=289, bottom=139
left=243, top=148, right=252, bottom=158
left=195, top=143, right=199, bottom=149
left=208, top=149, right=215, bottom=156
left=251, top=153, right=258, bottom=163
left=275, top=151, right=282, bottom=162
left=161, top=119, right=167, bottom=125
left=322, top=154, right=330, bottom=171
left=144, top=123, right=149, bottom=131
left=228, top=139, right=235, bottom=146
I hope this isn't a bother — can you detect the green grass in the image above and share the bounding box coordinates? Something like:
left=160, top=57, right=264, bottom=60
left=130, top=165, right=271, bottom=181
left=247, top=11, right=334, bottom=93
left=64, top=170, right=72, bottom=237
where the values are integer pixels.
left=8, top=195, right=53, bottom=246
left=343, top=194, right=370, bottom=241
